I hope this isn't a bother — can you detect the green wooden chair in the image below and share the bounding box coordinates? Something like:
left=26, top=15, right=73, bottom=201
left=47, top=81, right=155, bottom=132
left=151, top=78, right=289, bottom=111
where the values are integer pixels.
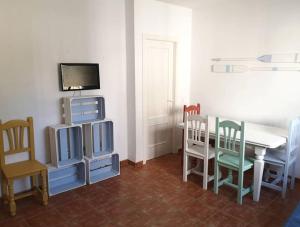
left=213, top=117, right=253, bottom=204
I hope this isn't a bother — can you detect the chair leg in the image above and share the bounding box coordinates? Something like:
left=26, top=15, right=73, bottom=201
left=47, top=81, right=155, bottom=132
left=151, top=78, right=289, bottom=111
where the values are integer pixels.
left=282, top=164, right=289, bottom=199
left=291, top=162, right=296, bottom=190
left=183, top=153, right=188, bottom=182
left=181, top=129, right=184, bottom=168
left=228, top=169, right=233, bottom=183
left=8, top=179, right=16, bottom=216
left=203, top=158, right=208, bottom=190
left=41, top=170, right=48, bottom=206
left=263, top=164, right=270, bottom=182
left=237, top=170, right=244, bottom=205
left=214, top=161, right=219, bottom=194
left=1, top=177, right=8, bottom=204
left=31, top=175, right=37, bottom=190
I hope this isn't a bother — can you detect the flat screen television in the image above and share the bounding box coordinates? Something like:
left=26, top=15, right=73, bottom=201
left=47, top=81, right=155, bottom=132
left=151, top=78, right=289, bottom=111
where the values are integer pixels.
left=60, top=63, right=100, bottom=91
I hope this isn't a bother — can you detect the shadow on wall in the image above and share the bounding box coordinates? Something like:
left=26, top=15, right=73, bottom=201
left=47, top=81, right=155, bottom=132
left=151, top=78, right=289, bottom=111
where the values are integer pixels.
left=44, top=127, right=51, bottom=163
left=125, top=0, right=136, bottom=161
left=59, top=98, right=64, bottom=124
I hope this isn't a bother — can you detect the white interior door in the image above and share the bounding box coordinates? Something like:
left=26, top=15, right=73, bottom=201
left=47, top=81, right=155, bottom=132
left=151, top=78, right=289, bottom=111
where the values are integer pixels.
left=143, top=38, right=175, bottom=161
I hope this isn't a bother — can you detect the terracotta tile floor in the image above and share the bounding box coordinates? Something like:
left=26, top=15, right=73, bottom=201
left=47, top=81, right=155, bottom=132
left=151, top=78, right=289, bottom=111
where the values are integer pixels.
left=0, top=153, right=299, bottom=227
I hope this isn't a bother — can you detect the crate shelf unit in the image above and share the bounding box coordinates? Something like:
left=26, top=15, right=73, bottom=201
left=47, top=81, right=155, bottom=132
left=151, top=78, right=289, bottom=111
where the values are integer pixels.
left=47, top=95, right=120, bottom=193
left=83, top=120, right=114, bottom=158
left=63, top=96, right=105, bottom=125
left=49, top=124, right=84, bottom=167
left=47, top=162, right=86, bottom=196
left=85, top=153, right=120, bottom=184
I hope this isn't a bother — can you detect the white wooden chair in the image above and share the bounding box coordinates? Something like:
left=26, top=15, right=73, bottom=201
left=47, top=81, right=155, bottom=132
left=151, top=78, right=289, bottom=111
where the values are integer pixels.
left=183, top=114, right=215, bottom=189
left=262, top=117, right=300, bottom=198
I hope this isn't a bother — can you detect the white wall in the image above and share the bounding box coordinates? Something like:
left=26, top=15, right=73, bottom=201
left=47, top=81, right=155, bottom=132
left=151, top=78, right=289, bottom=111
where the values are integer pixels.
left=133, top=0, right=192, bottom=162
left=190, top=0, right=300, bottom=176
left=0, top=0, right=128, bottom=192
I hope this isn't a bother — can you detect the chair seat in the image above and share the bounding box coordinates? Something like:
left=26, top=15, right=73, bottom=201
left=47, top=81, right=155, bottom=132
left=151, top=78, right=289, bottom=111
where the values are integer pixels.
left=264, top=147, right=286, bottom=165
left=186, top=144, right=215, bottom=159
left=218, top=154, right=253, bottom=170
left=2, top=160, right=46, bottom=179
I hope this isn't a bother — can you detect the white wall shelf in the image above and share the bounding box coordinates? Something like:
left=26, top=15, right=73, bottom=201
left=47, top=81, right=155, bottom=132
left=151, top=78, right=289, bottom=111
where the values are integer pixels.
left=49, top=124, right=84, bottom=167
left=85, top=154, right=120, bottom=184
left=83, top=120, right=114, bottom=158
left=47, top=162, right=86, bottom=196
left=63, top=96, right=105, bottom=125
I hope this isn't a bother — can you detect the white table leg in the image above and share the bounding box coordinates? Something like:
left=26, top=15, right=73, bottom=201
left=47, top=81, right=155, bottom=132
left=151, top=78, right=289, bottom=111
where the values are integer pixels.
left=253, top=147, right=266, bottom=202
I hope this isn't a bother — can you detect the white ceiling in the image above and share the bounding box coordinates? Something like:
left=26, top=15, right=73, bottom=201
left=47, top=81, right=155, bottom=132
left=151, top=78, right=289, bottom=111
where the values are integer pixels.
left=158, top=0, right=248, bottom=9
left=158, top=0, right=198, bottom=8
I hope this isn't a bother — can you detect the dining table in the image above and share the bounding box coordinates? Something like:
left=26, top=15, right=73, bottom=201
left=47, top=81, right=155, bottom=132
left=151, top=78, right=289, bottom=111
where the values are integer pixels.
left=177, top=115, right=288, bottom=202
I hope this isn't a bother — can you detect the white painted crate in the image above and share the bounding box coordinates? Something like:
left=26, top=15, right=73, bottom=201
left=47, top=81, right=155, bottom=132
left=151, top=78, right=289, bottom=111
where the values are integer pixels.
left=83, top=120, right=114, bottom=158
left=47, top=161, right=86, bottom=196
left=63, top=96, right=105, bottom=125
left=49, top=124, right=84, bottom=167
left=85, top=153, right=120, bottom=184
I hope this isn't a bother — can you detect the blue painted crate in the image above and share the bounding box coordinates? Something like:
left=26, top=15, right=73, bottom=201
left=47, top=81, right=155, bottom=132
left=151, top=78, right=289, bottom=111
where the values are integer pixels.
left=49, top=124, right=83, bottom=167
left=64, top=96, right=105, bottom=125
left=47, top=162, right=86, bottom=196
left=85, top=154, right=120, bottom=184
left=83, top=120, right=114, bottom=158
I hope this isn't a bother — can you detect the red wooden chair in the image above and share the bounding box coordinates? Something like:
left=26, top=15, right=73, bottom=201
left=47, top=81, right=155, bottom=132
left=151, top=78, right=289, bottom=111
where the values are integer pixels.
left=183, top=104, right=200, bottom=118
left=181, top=104, right=200, bottom=167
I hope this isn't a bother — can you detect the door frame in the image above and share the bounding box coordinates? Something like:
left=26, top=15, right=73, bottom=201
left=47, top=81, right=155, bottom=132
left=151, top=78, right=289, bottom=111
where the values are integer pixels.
left=141, top=34, right=177, bottom=164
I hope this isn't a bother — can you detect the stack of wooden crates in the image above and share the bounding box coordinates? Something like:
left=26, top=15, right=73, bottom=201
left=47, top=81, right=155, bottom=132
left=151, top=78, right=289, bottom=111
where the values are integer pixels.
left=47, top=96, right=120, bottom=196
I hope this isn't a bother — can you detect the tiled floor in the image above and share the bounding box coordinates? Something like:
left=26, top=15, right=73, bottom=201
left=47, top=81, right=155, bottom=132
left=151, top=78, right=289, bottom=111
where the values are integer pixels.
left=0, top=153, right=299, bottom=227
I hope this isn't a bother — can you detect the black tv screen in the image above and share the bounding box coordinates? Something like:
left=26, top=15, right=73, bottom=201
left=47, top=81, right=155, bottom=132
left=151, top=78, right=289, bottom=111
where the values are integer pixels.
left=60, top=63, right=100, bottom=91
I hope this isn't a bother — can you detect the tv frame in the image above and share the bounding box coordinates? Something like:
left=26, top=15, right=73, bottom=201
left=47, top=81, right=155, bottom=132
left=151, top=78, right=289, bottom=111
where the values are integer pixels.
left=60, top=63, right=100, bottom=92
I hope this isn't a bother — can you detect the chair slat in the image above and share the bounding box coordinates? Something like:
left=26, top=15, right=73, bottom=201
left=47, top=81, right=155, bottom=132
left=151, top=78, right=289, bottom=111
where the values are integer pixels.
left=6, top=129, right=14, bottom=150
left=13, top=127, right=19, bottom=150
left=192, top=123, right=195, bottom=140
left=20, top=126, right=24, bottom=149
left=229, top=127, right=234, bottom=149
left=232, top=130, right=238, bottom=151
left=223, top=127, right=227, bottom=148
left=197, top=121, right=201, bottom=141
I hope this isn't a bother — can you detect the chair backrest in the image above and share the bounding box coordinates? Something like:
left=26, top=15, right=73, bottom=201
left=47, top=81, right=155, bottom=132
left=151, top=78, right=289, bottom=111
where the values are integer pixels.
left=215, top=117, right=245, bottom=165
left=183, top=104, right=200, bottom=121
left=287, top=117, right=300, bottom=161
left=0, top=117, right=35, bottom=167
left=184, top=114, right=209, bottom=154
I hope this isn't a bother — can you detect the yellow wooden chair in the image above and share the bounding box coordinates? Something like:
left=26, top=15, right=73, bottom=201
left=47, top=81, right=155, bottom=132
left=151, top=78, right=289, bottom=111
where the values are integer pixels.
left=0, top=117, right=48, bottom=216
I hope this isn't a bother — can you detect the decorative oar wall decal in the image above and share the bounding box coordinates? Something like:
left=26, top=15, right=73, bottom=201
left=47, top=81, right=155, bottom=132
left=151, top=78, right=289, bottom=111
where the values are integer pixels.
left=211, top=64, right=247, bottom=73
left=212, top=53, right=300, bottom=63
left=251, top=67, right=300, bottom=71
left=211, top=64, right=300, bottom=73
